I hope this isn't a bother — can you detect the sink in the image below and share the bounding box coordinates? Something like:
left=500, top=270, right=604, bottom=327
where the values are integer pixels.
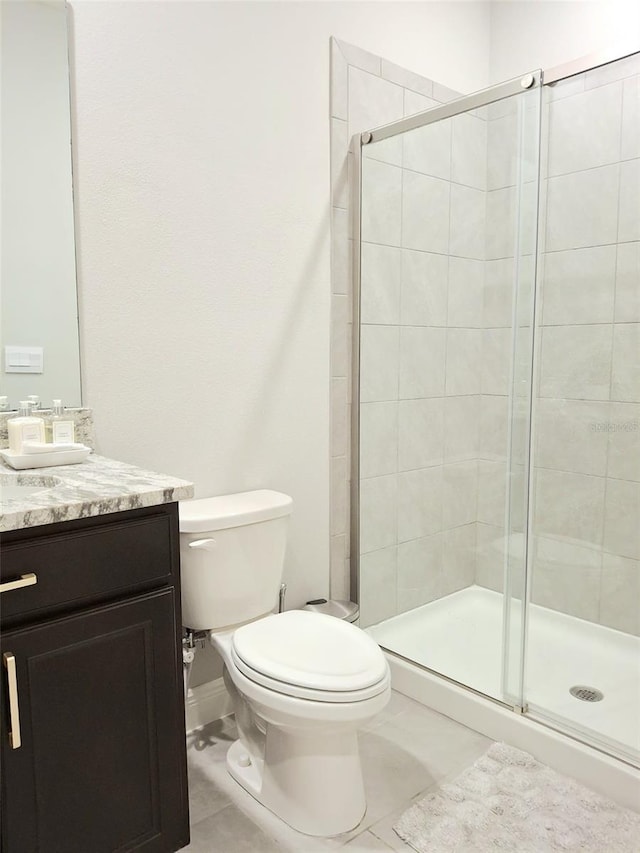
left=0, top=473, right=61, bottom=501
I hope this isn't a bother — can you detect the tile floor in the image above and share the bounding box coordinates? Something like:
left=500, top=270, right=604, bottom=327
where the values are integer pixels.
left=183, top=690, right=492, bottom=852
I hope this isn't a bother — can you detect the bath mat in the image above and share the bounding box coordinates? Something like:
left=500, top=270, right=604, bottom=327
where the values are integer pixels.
left=394, top=742, right=640, bottom=852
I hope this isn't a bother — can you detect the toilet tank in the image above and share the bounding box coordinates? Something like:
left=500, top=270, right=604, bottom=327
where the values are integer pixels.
left=178, top=490, right=293, bottom=631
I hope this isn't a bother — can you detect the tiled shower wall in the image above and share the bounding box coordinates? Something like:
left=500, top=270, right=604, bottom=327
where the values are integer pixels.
left=329, top=38, right=464, bottom=610
left=331, top=42, right=639, bottom=636
left=357, top=103, right=492, bottom=627
left=530, top=55, right=640, bottom=635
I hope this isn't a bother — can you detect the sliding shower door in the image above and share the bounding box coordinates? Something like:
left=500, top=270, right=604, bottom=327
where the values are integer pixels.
left=525, top=52, right=640, bottom=766
left=355, top=75, right=542, bottom=706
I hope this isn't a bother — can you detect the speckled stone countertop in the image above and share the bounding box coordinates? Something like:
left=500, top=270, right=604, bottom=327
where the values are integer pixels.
left=0, top=454, right=194, bottom=532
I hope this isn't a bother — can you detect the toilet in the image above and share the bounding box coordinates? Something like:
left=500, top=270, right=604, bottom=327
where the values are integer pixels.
left=178, top=490, right=391, bottom=837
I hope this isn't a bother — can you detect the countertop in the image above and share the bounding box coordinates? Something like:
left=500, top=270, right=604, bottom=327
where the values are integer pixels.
left=0, top=453, right=194, bottom=532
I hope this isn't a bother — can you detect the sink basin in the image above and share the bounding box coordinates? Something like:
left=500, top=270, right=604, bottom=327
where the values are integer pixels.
left=0, top=474, right=61, bottom=501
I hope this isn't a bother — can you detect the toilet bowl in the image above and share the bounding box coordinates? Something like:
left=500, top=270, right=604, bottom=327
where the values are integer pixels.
left=179, top=491, right=391, bottom=836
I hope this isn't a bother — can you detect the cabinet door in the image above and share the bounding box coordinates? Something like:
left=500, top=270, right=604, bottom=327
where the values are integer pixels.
left=0, top=589, right=189, bottom=853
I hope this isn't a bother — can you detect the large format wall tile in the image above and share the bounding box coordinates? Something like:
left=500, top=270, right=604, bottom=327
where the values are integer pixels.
left=443, top=461, right=478, bottom=528
left=477, top=460, right=507, bottom=527
left=485, top=187, right=515, bottom=260
left=545, top=164, right=619, bottom=251
left=481, top=328, right=512, bottom=396
left=618, top=158, right=640, bottom=242
left=479, top=395, right=509, bottom=461
left=448, top=257, right=484, bottom=327
left=475, top=522, right=505, bottom=592
left=615, top=242, right=640, bottom=322
left=443, top=523, right=477, bottom=593
left=445, top=329, right=482, bottom=395
left=603, top=478, right=640, bottom=560
left=487, top=111, right=518, bottom=190
left=359, top=546, right=398, bottom=627
left=607, top=402, right=640, bottom=482
left=348, top=67, right=404, bottom=166
left=621, top=76, right=640, bottom=160
left=600, top=553, right=640, bottom=635
left=483, top=259, right=514, bottom=328
left=451, top=112, right=487, bottom=191
left=398, top=398, right=444, bottom=470
left=547, top=81, right=623, bottom=176
left=534, top=398, right=610, bottom=477
left=530, top=534, right=602, bottom=622
left=360, top=324, right=399, bottom=402
left=399, top=327, right=446, bottom=398
left=538, top=324, right=613, bottom=401
left=397, top=466, right=443, bottom=542
left=541, top=245, right=616, bottom=325
left=396, top=533, right=443, bottom=613
left=400, top=249, right=448, bottom=326
left=449, top=183, right=485, bottom=259
left=444, top=395, right=479, bottom=462
left=362, top=159, right=402, bottom=246
left=611, top=323, right=640, bottom=402
left=534, top=468, right=605, bottom=548
left=360, top=401, right=398, bottom=479
left=360, top=243, right=402, bottom=325
left=360, top=474, right=397, bottom=553
left=403, top=99, right=451, bottom=180
left=402, top=170, right=450, bottom=254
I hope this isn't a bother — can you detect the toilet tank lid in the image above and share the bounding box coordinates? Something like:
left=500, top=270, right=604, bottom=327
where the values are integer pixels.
left=179, top=489, right=292, bottom=533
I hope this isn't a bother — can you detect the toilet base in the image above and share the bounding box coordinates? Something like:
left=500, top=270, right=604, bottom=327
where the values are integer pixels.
left=226, top=726, right=367, bottom=837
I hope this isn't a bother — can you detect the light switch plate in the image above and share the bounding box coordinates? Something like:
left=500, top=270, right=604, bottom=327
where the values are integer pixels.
left=4, top=346, right=44, bottom=373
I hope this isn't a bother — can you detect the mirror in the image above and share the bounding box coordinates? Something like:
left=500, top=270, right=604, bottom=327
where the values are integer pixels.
left=1, top=0, right=81, bottom=411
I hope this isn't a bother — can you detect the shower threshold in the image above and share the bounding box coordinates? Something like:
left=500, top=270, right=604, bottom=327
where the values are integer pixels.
left=367, top=585, right=639, bottom=766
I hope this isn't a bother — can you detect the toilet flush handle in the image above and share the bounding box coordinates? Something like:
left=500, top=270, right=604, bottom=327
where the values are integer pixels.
left=188, top=538, right=217, bottom=551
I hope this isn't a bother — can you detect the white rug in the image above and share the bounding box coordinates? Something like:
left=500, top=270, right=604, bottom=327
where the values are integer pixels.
left=394, top=743, right=640, bottom=852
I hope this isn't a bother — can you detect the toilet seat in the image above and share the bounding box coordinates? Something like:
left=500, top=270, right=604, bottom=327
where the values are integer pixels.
left=230, top=610, right=389, bottom=703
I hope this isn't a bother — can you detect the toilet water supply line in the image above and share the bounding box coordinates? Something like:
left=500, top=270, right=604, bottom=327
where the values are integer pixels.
left=181, top=582, right=288, bottom=699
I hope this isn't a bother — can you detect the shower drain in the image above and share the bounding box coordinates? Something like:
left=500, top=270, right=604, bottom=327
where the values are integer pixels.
left=570, top=685, right=604, bottom=702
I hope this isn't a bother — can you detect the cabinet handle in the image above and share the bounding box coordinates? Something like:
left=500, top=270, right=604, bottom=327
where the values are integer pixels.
left=0, top=573, right=37, bottom=594
left=3, top=653, right=21, bottom=749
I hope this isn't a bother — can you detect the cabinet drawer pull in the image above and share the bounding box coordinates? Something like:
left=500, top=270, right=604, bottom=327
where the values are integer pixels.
left=3, top=653, right=21, bottom=749
left=0, top=573, right=37, bottom=594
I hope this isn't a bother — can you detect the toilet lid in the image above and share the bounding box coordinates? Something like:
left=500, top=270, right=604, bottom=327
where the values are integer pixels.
left=231, top=610, right=388, bottom=694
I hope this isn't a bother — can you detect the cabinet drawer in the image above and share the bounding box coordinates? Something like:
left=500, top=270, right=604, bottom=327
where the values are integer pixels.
left=0, top=511, right=175, bottom=623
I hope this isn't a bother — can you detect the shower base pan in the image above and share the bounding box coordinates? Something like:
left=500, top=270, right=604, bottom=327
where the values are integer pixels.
left=368, top=585, right=640, bottom=810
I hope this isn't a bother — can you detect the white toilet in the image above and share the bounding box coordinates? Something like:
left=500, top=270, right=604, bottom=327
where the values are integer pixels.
left=178, top=490, right=391, bottom=837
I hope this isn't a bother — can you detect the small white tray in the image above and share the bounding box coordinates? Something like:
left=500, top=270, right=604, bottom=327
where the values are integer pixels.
left=0, top=446, right=91, bottom=470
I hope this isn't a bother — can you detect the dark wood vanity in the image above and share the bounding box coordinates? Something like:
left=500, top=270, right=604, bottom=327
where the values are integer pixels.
left=0, top=502, right=190, bottom=852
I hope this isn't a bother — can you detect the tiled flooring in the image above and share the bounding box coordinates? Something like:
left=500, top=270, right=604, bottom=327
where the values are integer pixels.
left=183, top=690, right=492, bottom=852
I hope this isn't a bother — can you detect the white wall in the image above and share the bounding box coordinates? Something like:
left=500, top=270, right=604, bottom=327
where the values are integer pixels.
left=71, top=2, right=489, bottom=599
left=490, top=0, right=640, bottom=84
left=70, top=0, right=490, bottom=687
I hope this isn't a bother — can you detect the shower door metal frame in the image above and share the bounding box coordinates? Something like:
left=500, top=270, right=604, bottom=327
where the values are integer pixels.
left=350, top=69, right=542, bottom=610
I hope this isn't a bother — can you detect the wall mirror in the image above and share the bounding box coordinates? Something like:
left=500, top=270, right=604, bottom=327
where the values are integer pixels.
left=1, top=0, right=81, bottom=410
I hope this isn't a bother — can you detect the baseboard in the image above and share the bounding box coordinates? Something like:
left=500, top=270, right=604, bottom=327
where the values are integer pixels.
left=185, top=678, right=234, bottom=733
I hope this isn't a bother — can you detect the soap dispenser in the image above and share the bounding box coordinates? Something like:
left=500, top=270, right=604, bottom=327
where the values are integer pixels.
left=46, top=399, right=76, bottom=444
left=7, top=401, right=46, bottom=453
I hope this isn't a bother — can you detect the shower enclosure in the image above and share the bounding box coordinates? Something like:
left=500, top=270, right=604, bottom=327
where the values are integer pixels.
left=353, top=51, right=639, bottom=769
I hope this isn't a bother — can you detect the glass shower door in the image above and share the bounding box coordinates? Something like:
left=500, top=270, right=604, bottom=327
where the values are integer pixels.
left=524, top=52, right=640, bottom=765
left=355, top=75, right=542, bottom=706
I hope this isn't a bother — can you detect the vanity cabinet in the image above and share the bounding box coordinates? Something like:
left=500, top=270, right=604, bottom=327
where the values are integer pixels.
left=0, top=504, right=190, bottom=853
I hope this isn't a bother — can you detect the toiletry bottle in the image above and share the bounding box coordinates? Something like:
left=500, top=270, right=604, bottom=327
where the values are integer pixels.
left=0, top=396, right=9, bottom=412
left=46, top=399, right=75, bottom=444
left=7, top=401, right=46, bottom=453
left=28, top=394, right=40, bottom=410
